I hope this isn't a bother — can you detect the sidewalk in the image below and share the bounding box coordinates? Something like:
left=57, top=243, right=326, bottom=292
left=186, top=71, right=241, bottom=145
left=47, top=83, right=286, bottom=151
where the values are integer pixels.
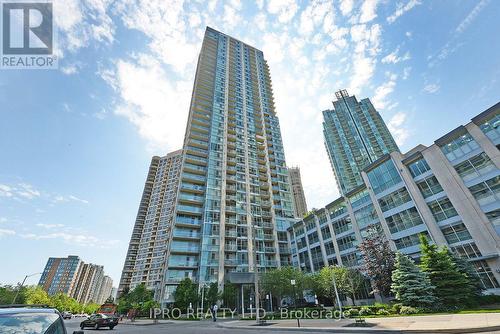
left=218, top=313, right=500, bottom=333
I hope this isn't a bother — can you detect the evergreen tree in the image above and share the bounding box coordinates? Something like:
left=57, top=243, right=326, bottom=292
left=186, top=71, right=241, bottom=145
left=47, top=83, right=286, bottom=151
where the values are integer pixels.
left=358, top=226, right=395, bottom=297
left=419, top=235, right=472, bottom=306
left=391, top=252, right=436, bottom=307
left=451, top=252, right=483, bottom=298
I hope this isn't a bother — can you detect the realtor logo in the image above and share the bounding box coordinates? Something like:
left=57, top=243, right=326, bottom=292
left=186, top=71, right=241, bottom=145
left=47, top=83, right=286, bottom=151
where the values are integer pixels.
left=1, top=0, right=57, bottom=69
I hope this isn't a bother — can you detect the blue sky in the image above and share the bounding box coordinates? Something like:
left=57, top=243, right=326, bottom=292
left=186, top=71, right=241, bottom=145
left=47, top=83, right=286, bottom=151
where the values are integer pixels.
left=1, top=0, right=499, bottom=287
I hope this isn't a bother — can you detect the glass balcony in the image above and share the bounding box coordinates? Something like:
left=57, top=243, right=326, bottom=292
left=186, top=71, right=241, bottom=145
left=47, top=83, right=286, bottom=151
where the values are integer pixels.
left=173, top=230, right=200, bottom=239
left=175, top=216, right=201, bottom=226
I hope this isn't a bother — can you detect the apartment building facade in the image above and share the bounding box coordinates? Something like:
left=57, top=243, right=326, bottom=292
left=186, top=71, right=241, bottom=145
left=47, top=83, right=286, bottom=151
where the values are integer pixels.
left=323, top=90, right=399, bottom=195
left=289, top=103, right=500, bottom=294
left=118, top=150, right=183, bottom=298
left=162, top=27, right=295, bottom=303
left=71, top=263, right=105, bottom=304
left=39, top=255, right=82, bottom=296
left=288, top=167, right=308, bottom=217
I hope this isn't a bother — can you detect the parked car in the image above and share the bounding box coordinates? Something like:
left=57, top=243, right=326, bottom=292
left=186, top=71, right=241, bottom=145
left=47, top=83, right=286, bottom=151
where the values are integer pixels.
left=0, top=305, right=83, bottom=334
left=80, top=313, right=118, bottom=330
left=62, top=311, right=72, bottom=319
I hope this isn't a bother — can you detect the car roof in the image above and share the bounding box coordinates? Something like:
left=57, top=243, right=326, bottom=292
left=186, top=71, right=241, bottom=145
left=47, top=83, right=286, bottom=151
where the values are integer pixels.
left=0, top=307, right=59, bottom=315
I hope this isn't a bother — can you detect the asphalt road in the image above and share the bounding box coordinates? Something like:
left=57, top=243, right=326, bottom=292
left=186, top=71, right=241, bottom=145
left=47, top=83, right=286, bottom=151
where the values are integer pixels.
left=65, top=318, right=500, bottom=334
left=63, top=318, right=328, bottom=334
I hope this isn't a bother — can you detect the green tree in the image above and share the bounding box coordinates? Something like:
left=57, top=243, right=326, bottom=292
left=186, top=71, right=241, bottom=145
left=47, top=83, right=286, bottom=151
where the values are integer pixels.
left=337, top=268, right=366, bottom=306
left=220, top=282, right=238, bottom=309
left=309, top=266, right=341, bottom=305
left=358, top=226, right=395, bottom=297
left=84, top=303, right=100, bottom=314
left=24, top=286, right=50, bottom=305
left=204, top=282, right=219, bottom=307
left=116, top=283, right=156, bottom=315
left=391, top=252, right=436, bottom=307
left=261, top=267, right=308, bottom=307
left=173, top=278, right=199, bottom=311
left=419, top=235, right=473, bottom=306
left=0, top=285, right=26, bottom=305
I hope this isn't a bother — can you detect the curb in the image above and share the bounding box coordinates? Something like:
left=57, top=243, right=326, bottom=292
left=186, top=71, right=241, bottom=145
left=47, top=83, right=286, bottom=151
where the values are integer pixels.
left=217, top=321, right=500, bottom=333
left=120, top=321, right=173, bottom=326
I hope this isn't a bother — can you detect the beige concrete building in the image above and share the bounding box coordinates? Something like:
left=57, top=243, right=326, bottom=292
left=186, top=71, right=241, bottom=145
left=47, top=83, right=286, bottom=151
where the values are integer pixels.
left=118, top=150, right=183, bottom=299
left=96, top=275, right=113, bottom=304
left=288, top=167, right=308, bottom=217
left=289, top=102, right=500, bottom=295
left=71, top=263, right=105, bottom=304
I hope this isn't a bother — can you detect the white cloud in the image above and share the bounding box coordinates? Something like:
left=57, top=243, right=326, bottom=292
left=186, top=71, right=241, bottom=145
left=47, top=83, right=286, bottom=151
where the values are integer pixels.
left=387, top=0, right=421, bottom=24
left=381, top=48, right=410, bottom=64
left=53, top=194, right=89, bottom=204
left=115, top=0, right=198, bottom=74
left=101, top=55, right=191, bottom=151
left=36, top=223, right=65, bottom=229
left=267, top=0, right=300, bottom=23
left=339, top=0, right=354, bottom=16
left=359, top=0, right=379, bottom=24
left=456, top=0, right=490, bottom=34
left=61, top=64, right=80, bottom=75
left=20, top=232, right=119, bottom=248
left=403, top=66, right=411, bottom=80
left=298, top=0, right=334, bottom=37
left=0, top=183, right=40, bottom=200
left=429, top=0, right=490, bottom=67
left=54, top=0, right=115, bottom=55
left=387, top=112, right=410, bottom=146
left=423, top=83, right=440, bottom=94
left=372, top=73, right=397, bottom=110
left=0, top=229, right=16, bottom=237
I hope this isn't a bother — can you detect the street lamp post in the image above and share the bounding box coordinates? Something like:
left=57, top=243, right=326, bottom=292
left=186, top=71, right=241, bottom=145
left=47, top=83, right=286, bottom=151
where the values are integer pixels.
left=290, top=279, right=300, bottom=328
left=250, top=213, right=261, bottom=324
left=12, top=272, right=42, bottom=304
left=332, top=268, right=342, bottom=317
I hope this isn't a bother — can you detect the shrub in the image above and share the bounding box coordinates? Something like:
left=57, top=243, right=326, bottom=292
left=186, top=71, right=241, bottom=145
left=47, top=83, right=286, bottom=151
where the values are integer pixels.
left=391, top=303, right=402, bottom=314
left=399, top=306, right=419, bottom=315
left=359, top=307, right=372, bottom=316
left=344, top=308, right=359, bottom=318
left=376, top=309, right=390, bottom=316
left=477, top=295, right=500, bottom=305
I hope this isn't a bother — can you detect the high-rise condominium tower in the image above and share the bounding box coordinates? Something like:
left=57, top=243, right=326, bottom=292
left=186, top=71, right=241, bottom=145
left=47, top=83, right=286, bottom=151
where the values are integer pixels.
left=162, top=27, right=295, bottom=302
left=118, top=151, right=182, bottom=297
left=288, top=167, right=308, bottom=217
left=323, top=89, right=399, bottom=195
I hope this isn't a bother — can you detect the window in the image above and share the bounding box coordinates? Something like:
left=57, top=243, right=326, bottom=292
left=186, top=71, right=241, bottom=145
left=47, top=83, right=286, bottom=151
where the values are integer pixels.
left=451, top=242, right=482, bottom=259
left=349, top=189, right=371, bottom=209
left=468, top=175, right=500, bottom=207
left=485, top=209, right=500, bottom=227
left=472, top=260, right=500, bottom=289
left=386, top=207, right=424, bottom=234
left=441, top=132, right=480, bottom=161
left=340, top=252, right=359, bottom=267
left=367, top=159, right=402, bottom=194
left=308, top=231, right=319, bottom=245
left=354, top=204, right=378, bottom=228
left=324, top=241, right=336, bottom=255
left=329, top=203, right=347, bottom=219
left=394, top=232, right=429, bottom=250
left=428, top=197, right=458, bottom=222
left=454, top=152, right=496, bottom=182
left=332, top=217, right=352, bottom=235
left=416, top=175, right=444, bottom=198
left=378, top=188, right=412, bottom=212
left=479, top=114, right=500, bottom=143
left=321, top=226, right=332, bottom=240
left=407, top=158, right=431, bottom=178
left=440, top=222, right=472, bottom=244
left=337, top=234, right=358, bottom=252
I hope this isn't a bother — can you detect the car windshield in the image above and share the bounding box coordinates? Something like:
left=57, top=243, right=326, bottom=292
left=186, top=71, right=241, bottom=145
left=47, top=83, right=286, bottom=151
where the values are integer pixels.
left=0, top=312, right=62, bottom=334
